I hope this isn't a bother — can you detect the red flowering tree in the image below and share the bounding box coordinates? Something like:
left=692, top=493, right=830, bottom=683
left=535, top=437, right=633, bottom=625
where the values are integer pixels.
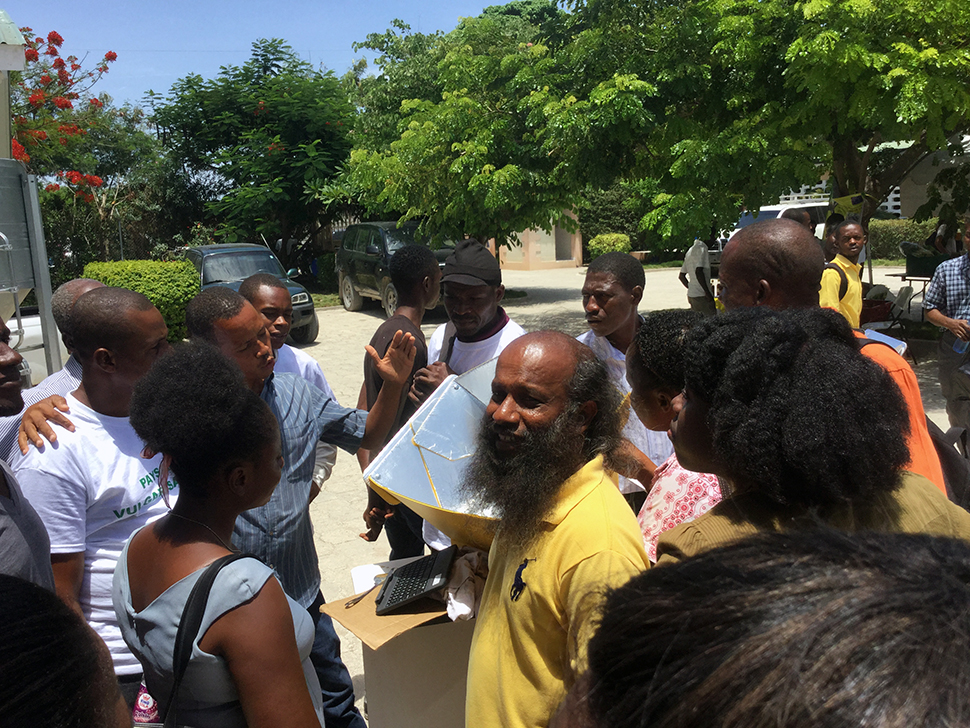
left=12, top=28, right=118, bottom=180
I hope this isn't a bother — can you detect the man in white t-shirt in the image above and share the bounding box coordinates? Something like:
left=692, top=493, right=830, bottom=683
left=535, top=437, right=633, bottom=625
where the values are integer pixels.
left=409, top=238, right=525, bottom=548
left=240, top=273, right=338, bottom=493
left=13, top=287, right=173, bottom=701
left=0, top=277, right=105, bottom=460
left=680, top=238, right=715, bottom=315
left=578, top=253, right=672, bottom=506
left=410, top=238, right=526, bottom=401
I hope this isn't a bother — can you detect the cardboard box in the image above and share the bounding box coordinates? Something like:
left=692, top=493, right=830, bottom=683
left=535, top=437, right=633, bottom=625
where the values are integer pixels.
left=324, top=588, right=474, bottom=728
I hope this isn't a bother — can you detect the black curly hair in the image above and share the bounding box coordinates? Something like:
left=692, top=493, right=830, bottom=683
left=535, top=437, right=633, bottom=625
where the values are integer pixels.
left=682, top=307, right=909, bottom=506
left=129, top=342, right=278, bottom=496
left=185, top=287, right=247, bottom=343
left=587, top=530, right=970, bottom=728
left=631, top=309, right=705, bottom=392
left=390, top=244, right=439, bottom=297
left=587, top=251, right=645, bottom=291
left=238, top=273, right=288, bottom=303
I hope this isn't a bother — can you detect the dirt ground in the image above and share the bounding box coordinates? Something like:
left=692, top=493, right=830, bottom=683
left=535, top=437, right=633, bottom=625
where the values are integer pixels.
left=297, top=264, right=947, bottom=718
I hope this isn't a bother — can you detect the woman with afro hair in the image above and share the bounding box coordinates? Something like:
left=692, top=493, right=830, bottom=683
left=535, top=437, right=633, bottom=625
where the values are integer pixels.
left=656, top=307, right=970, bottom=564
left=112, top=343, right=326, bottom=727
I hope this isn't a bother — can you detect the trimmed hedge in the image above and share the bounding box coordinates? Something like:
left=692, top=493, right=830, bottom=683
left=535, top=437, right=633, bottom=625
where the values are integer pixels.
left=587, top=233, right=632, bottom=260
left=82, top=260, right=200, bottom=342
left=868, top=218, right=938, bottom=259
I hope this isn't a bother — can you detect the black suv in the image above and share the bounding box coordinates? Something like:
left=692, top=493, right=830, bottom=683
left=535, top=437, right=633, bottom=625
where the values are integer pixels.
left=335, top=222, right=452, bottom=317
left=184, top=244, right=319, bottom=343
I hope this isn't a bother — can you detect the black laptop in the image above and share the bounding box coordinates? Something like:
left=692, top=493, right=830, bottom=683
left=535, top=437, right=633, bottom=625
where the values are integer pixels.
left=374, top=544, right=459, bottom=616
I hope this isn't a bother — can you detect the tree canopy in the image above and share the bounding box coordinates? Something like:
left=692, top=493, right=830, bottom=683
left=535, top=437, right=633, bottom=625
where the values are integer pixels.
left=152, top=39, right=353, bottom=266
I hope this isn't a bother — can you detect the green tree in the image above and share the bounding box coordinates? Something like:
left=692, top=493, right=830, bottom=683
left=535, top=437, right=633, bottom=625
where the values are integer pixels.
left=558, top=0, right=970, bottom=241
left=152, top=39, right=353, bottom=268
left=344, top=8, right=652, bottom=247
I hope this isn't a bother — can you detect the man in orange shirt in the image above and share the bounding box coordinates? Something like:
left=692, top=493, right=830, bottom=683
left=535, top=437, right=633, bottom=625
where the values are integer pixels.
left=717, top=218, right=946, bottom=493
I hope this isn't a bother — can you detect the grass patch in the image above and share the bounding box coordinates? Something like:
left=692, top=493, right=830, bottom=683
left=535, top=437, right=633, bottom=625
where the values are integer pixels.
left=312, top=293, right=341, bottom=308
left=505, top=289, right=528, bottom=299
left=870, top=258, right=905, bottom=266
left=642, top=261, right=684, bottom=269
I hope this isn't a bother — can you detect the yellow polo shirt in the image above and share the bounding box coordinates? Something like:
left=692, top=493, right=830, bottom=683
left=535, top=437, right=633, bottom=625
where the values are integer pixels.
left=465, top=455, right=649, bottom=728
left=819, top=254, right=863, bottom=327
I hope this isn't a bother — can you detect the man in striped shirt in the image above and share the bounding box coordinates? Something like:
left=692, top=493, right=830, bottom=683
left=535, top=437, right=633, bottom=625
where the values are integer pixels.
left=186, top=287, right=416, bottom=728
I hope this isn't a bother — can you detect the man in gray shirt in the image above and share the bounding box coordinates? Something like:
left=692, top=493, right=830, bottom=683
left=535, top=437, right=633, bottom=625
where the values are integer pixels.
left=0, top=315, right=54, bottom=589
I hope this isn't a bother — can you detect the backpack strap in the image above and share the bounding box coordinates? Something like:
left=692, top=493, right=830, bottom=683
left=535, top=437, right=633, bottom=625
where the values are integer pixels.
left=824, top=263, right=848, bottom=300
left=163, top=552, right=255, bottom=726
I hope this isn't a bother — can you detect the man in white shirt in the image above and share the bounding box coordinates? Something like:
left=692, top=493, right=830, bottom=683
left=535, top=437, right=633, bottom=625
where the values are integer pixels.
left=578, top=253, right=673, bottom=506
left=0, top=277, right=105, bottom=460
left=409, top=238, right=526, bottom=548
left=239, top=273, right=338, bottom=493
left=410, top=238, right=525, bottom=402
left=13, top=287, right=173, bottom=703
left=680, top=238, right=715, bottom=315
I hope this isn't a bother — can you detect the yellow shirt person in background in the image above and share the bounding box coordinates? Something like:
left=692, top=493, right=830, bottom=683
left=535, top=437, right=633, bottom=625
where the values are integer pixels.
left=819, top=221, right=866, bottom=327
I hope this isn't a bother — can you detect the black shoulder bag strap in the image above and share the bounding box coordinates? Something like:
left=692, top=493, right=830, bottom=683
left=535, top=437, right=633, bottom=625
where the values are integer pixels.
left=161, top=552, right=253, bottom=727
left=438, top=321, right=458, bottom=366
left=824, top=263, right=849, bottom=300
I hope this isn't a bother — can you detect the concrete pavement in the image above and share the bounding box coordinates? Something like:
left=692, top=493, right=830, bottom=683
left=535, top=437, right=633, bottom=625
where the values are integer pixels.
left=297, top=264, right=947, bottom=719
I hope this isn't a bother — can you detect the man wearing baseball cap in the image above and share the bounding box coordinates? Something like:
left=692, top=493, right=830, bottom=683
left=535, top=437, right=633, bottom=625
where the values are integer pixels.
left=409, top=237, right=526, bottom=549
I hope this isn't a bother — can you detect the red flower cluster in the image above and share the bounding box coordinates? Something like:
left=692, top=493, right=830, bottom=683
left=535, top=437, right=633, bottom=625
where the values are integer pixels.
left=52, top=57, right=65, bottom=70
left=24, top=47, right=38, bottom=62
left=58, top=124, right=84, bottom=137
left=104, top=51, right=117, bottom=62
left=89, top=98, right=103, bottom=108
left=57, top=68, right=70, bottom=85
left=53, top=96, right=73, bottom=110
left=23, top=129, right=48, bottom=141
left=47, top=31, right=63, bottom=46
left=44, top=183, right=60, bottom=192
left=58, top=170, right=103, bottom=188
left=11, top=140, right=28, bottom=162
left=28, top=91, right=45, bottom=106
left=40, top=74, right=52, bottom=85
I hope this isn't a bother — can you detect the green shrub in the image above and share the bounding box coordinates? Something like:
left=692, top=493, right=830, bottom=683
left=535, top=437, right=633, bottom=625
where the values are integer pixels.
left=868, top=218, right=938, bottom=259
left=315, top=252, right=338, bottom=293
left=82, top=260, right=200, bottom=342
left=587, top=233, right=632, bottom=260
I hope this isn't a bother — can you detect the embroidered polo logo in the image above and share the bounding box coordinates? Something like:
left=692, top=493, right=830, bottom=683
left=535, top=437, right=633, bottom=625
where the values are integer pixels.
left=510, top=558, right=534, bottom=602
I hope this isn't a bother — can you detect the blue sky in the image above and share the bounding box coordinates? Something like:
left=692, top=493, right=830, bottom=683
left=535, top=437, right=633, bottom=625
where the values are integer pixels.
left=6, top=0, right=494, bottom=105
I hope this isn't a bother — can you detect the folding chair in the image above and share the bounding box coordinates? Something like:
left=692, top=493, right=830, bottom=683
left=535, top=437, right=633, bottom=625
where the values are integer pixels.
left=868, top=286, right=916, bottom=363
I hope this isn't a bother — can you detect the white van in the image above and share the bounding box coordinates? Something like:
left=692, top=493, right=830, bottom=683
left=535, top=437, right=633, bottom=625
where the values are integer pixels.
left=729, top=201, right=832, bottom=240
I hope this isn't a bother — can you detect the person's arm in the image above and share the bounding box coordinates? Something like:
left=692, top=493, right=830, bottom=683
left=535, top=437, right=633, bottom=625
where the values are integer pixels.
left=355, top=381, right=394, bottom=541
left=561, top=551, right=647, bottom=680
left=51, top=552, right=85, bottom=617
left=17, top=395, right=75, bottom=454
left=360, top=330, right=416, bottom=450
left=818, top=268, right=841, bottom=311
left=694, top=266, right=714, bottom=301
left=926, top=307, right=970, bottom=341
left=202, top=577, right=320, bottom=728
left=408, top=361, right=454, bottom=405
left=609, top=439, right=658, bottom=489
left=308, top=441, right=336, bottom=505
left=678, top=270, right=690, bottom=289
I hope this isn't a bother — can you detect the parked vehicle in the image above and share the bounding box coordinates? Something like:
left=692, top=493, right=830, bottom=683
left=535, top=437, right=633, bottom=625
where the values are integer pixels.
left=184, top=244, right=319, bottom=344
left=729, top=201, right=831, bottom=240
left=335, top=222, right=453, bottom=317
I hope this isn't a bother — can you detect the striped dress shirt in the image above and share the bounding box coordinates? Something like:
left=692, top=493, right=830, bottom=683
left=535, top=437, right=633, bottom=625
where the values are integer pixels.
left=232, top=371, right=367, bottom=608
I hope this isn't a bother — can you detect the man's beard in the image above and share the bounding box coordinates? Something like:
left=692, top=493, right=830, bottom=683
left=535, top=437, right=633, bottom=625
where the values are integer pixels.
left=462, top=409, right=585, bottom=552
